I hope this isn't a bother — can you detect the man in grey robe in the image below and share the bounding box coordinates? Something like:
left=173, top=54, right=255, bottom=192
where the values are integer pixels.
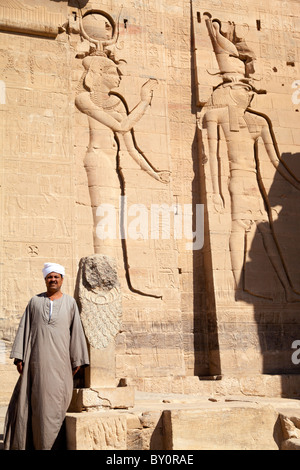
left=3, top=262, right=90, bottom=450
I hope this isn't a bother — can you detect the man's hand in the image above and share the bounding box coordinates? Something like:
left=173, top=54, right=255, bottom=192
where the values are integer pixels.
left=15, top=360, right=23, bottom=375
left=72, top=366, right=80, bottom=376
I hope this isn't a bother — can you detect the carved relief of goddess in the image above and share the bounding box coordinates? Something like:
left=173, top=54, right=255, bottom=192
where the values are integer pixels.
left=75, top=53, right=169, bottom=257
left=74, top=9, right=170, bottom=302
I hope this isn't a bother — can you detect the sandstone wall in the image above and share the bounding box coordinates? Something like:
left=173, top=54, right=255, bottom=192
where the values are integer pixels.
left=0, top=0, right=300, bottom=397
left=193, top=0, right=300, bottom=380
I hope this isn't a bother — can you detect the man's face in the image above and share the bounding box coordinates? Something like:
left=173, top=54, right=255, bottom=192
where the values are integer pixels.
left=45, top=272, right=63, bottom=293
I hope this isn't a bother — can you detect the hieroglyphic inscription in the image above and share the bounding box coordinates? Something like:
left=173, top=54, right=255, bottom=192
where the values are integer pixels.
left=1, top=34, right=71, bottom=161
left=0, top=0, right=67, bottom=37
left=0, top=26, right=74, bottom=318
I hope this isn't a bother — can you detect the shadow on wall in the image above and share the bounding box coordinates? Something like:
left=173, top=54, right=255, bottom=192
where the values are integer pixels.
left=243, top=152, right=300, bottom=379
left=190, top=10, right=213, bottom=377
left=191, top=124, right=212, bottom=377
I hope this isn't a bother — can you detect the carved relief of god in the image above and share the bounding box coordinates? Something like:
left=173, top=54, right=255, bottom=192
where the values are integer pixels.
left=198, top=15, right=300, bottom=302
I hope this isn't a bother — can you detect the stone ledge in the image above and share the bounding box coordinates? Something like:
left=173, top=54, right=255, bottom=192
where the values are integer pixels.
left=68, top=386, right=135, bottom=412
left=65, top=400, right=300, bottom=450
left=127, top=374, right=300, bottom=398
left=163, top=405, right=281, bottom=450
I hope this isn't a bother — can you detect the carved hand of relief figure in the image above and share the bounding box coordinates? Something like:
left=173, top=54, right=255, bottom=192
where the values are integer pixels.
left=140, top=78, right=158, bottom=105
left=212, top=193, right=224, bottom=213
left=156, top=170, right=171, bottom=184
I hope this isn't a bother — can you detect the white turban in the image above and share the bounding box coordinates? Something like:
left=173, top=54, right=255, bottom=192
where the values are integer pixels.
left=42, top=262, right=65, bottom=279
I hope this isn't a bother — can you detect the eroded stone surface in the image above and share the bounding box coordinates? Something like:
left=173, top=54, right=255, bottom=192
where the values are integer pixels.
left=77, top=254, right=122, bottom=350
left=0, top=0, right=300, bottom=403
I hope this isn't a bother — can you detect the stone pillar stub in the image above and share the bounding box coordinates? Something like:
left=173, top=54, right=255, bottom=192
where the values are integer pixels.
left=87, top=341, right=116, bottom=388
left=74, top=253, right=135, bottom=409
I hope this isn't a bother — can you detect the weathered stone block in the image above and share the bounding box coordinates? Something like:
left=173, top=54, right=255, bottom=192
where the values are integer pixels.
left=163, top=406, right=281, bottom=450
left=68, top=386, right=135, bottom=412
left=66, top=412, right=127, bottom=450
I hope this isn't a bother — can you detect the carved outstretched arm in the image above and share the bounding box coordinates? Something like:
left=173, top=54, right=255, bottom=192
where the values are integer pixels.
left=115, top=79, right=158, bottom=133
left=117, top=79, right=169, bottom=183
left=118, top=100, right=151, bottom=133
left=76, top=79, right=158, bottom=134
left=75, top=93, right=151, bottom=134
left=121, top=132, right=170, bottom=183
